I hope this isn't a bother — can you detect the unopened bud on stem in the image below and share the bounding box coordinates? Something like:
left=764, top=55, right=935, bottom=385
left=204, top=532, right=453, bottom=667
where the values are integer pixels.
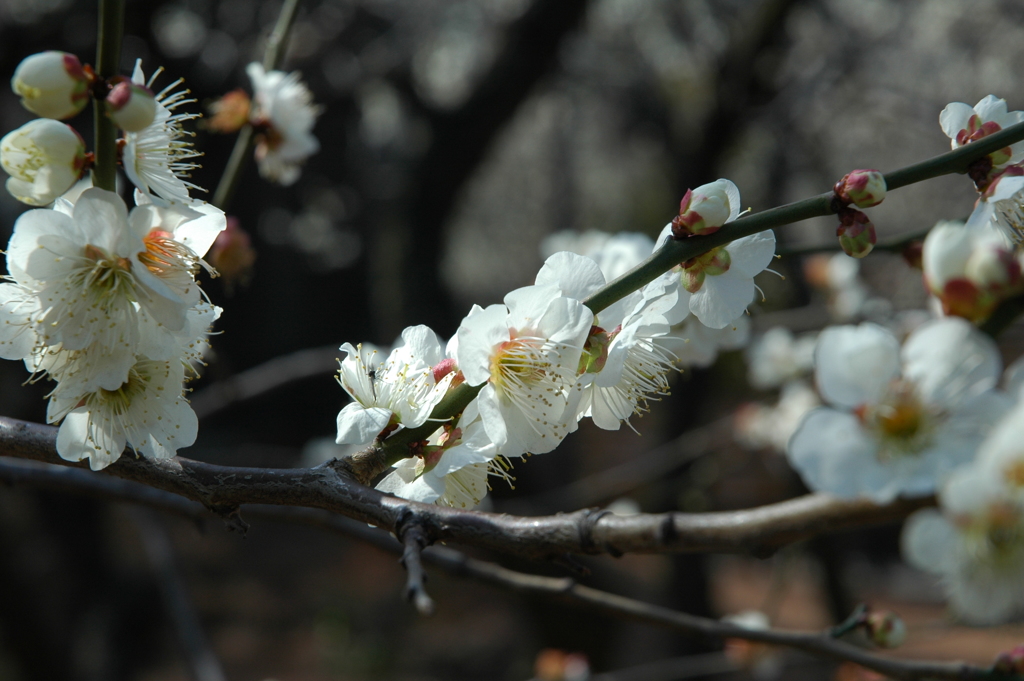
left=11, top=51, right=92, bottom=120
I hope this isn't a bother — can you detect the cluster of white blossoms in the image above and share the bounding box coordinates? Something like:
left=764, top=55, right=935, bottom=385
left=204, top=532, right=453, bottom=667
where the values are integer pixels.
left=0, top=189, right=223, bottom=469
left=337, top=181, right=778, bottom=508
left=0, top=52, right=225, bottom=470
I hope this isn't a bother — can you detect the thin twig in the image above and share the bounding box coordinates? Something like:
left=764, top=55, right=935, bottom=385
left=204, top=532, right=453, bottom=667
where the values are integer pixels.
left=0, top=458, right=1001, bottom=681
left=398, top=522, right=435, bottom=615
left=211, top=0, right=303, bottom=209
left=133, top=509, right=227, bottom=681
left=582, top=119, right=1024, bottom=316
left=0, top=429, right=932, bottom=561
left=189, top=345, right=338, bottom=420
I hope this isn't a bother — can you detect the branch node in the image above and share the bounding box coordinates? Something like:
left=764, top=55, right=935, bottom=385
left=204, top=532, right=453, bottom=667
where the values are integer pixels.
left=209, top=504, right=248, bottom=535
left=578, top=508, right=617, bottom=556
left=398, top=522, right=435, bottom=616
left=551, top=554, right=590, bottom=578
left=331, top=444, right=389, bottom=486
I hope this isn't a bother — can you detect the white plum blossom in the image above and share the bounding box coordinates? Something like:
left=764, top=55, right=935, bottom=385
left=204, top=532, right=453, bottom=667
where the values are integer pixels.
left=940, top=95, right=1024, bottom=170
left=11, top=51, right=91, bottom=120
left=48, top=356, right=198, bottom=470
left=122, top=61, right=203, bottom=206
left=246, top=63, right=321, bottom=186
left=336, top=325, right=454, bottom=446
left=901, top=465, right=1024, bottom=625
left=1, top=118, right=87, bottom=206
left=745, top=327, right=817, bottom=391
left=376, top=410, right=507, bottom=509
left=455, top=284, right=593, bottom=456
left=535, top=251, right=683, bottom=430
left=787, top=318, right=1007, bottom=503
left=660, top=315, right=750, bottom=369
left=656, top=225, right=777, bottom=329
left=4, top=189, right=192, bottom=355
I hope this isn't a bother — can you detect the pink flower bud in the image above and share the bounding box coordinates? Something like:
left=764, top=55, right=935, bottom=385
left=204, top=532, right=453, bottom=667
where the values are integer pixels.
left=836, top=210, right=876, bottom=258
left=105, top=79, right=156, bottom=132
left=11, top=51, right=92, bottom=120
left=993, top=645, right=1024, bottom=675
left=671, top=179, right=740, bottom=237
left=836, top=169, right=886, bottom=208
left=209, top=216, right=257, bottom=294
left=864, top=611, right=905, bottom=649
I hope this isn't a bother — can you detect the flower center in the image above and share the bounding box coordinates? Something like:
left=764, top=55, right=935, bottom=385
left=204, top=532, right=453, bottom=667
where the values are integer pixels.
left=140, top=229, right=199, bottom=277
left=489, top=336, right=550, bottom=394
left=80, top=243, right=137, bottom=300
left=859, top=381, right=935, bottom=459
left=88, top=365, right=151, bottom=414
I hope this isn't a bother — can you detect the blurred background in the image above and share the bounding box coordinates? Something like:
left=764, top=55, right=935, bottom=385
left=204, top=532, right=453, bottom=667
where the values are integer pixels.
left=1, top=0, right=1024, bottom=679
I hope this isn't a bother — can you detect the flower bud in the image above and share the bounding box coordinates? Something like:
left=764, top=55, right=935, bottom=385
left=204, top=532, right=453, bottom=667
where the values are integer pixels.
left=836, top=169, right=886, bottom=208
left=0, top=119, right=87, bottom=206
left=208, top=216, right=257, bottom=294
left=994, top=645, right=1024, bottom=675
left=205, top=89, right=252, bottom=133
left=921, top=222, right=972, bottom=294
left=105, top=79, right=156, bottom=132
left=11, top=51, right=91, bottom=120
left=671, top=179, right=740, bottom=237
left=836, top=210, right=876, bottom=258
left=864, top=611, right=905, bottom=649
left=964, top=245, right=1020, bottom=290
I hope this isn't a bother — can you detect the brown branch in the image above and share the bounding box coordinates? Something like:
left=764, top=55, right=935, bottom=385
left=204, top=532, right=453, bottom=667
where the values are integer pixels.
left=0, top=457, right=998, bottom=681
left=0, top=418, right=932, bottom=562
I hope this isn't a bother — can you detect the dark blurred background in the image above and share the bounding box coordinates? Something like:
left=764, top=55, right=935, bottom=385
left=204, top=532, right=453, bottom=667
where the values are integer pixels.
left=1, top=0, right=1023, bottom=679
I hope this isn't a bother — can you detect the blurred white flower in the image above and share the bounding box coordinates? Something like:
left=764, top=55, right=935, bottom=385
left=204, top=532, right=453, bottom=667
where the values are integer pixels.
left=735, top=380, right=820, bottom=454
left=540, top=230, right=655, bottom=281
left=746, top=327, right=817, bottom=391
left=788, top=318, right=1007, bottom=502
left=247, top=63, right=321, bottom=186
left=902, top=465, right=1024, bottom=625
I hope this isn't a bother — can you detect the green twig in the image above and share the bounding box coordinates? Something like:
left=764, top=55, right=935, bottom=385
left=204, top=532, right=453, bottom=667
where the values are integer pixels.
left=368, top=119, right=1024, bottom=466
left=584, top=119, right=1024, bottom=315
left=91, top=0, right=124, bottom=192
left=211, top=0, right=303, bottom=209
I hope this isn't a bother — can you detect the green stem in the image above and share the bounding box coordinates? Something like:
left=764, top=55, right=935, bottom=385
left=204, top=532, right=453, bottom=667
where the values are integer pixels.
left=211, top=0, right=303, bottom=209
left=584, top=119, right=1024, bottom=315
left=380, top=382, right=483, bottom=466
left=375, top=119, right=1024, bottom=461
left=91, top=0, right=124, bottom=193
